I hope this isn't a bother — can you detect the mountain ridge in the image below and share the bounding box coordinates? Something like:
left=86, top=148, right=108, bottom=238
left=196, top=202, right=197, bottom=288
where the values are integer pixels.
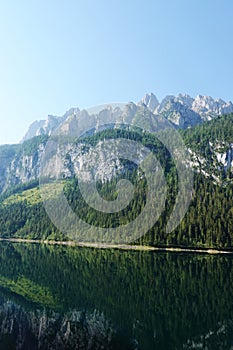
left=0, top=112, right=232, bottom=247
left=21, top=93, right=233, bottom=142
left=1, top=112, right=232, bottom=195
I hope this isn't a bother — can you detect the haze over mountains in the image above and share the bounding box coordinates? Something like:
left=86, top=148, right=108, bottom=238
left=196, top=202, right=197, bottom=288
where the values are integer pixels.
left=21, top=93, right=233, bottom=142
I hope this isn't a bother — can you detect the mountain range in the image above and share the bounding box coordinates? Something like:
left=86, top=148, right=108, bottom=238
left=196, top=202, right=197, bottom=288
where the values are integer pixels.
left=21, top=93, right=233, bottom=142
left=0, top=93, right=231, bottom=193
left=0, top=93, right=232, bottom=248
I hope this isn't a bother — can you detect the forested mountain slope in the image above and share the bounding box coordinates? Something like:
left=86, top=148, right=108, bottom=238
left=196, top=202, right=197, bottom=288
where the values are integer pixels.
left=0, top=113, right=232, bottom=248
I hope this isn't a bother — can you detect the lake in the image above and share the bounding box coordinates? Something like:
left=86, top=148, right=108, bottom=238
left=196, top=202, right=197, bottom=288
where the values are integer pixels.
left=0, top=242, right=232, bottom=349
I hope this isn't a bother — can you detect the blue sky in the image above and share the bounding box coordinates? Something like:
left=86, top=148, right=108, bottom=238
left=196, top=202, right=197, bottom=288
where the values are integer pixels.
left=1, top=0, right=233, bottom=144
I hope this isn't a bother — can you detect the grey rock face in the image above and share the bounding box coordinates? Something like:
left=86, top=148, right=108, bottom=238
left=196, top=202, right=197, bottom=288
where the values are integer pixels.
left=192, top=95, right=233, bottom=119
left=139, top=93, right=159, bottom=112
left=21, top=108, right=80, bottom=143
left=187, top=141, right=233, bottom=181
left=22, top=93, right=233, bottom=143
left=215, top=143, right=233, bottom=171
left=156, top=100, right=202, bottom=128
left=140, top=92, right=233, bottom=128
left=1, top=94, right=233, bottom=194
left=0, top=143, right=45, bottom=193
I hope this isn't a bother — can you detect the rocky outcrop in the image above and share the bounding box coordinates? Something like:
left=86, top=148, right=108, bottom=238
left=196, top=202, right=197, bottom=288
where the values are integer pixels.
left=21, top=93, right=233, bottom=143
left=0, top=103, right=148, bottom=193
left=186, top=142, right=233, bottom=182
left=192, top=95, right=233, bottom=119
left=215, top=143, right=233, bottom=171
left=156, top=100, right=202, bottom=128
left=140, top=92, right=233, bottom=127
left=0, top=142, right=46, bottom=193
left=139, top=93, right=159, bottom=111
left=1, top=98, right=233, bottom=194
left=21, top=108, right=80, bottom=143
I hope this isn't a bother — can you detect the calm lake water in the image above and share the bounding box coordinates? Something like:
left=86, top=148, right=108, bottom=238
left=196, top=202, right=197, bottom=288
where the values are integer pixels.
left=0, top=242, right=232, bottom=349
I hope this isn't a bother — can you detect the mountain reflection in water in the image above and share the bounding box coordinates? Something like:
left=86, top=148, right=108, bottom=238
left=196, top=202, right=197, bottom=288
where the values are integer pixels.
left=0, top=242, right=233, bottom=349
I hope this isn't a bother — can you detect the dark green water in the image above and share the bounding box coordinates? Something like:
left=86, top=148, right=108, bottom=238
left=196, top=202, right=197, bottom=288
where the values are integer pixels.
left=0, top=242, right=233, bottom=349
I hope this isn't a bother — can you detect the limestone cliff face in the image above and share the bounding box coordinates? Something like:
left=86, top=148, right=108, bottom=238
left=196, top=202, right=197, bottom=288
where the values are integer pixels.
left=1, top=131, right=231, bottom=196
left=21, top=108, right=80, bottom=143
left=22, top=93, right=233, bottom=143
left=139, top=93, right=159, bottom=111
left=0, top=103, right=154, bottom=193
left=0, top=142, right=46, bottom=193
left=215, top=143, right=233, bottom=171
left=187, top=142, right=233, bottom=181
left=156, top=100, right=203, bottom=128
left=0, top=100, right=232, bottom=195
left=140, top=93, right=233, bottom=126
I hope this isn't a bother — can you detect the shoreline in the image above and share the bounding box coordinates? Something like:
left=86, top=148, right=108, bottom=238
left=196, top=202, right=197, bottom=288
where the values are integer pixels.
left=0, top=237, right=232, bottom=255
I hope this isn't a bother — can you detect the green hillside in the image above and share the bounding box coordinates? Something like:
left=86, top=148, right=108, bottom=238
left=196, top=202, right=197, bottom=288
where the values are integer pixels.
left=0, top=114, right=232, bottom=248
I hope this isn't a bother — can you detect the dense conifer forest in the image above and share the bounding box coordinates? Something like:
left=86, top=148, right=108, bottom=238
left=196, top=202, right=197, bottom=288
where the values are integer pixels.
left=0, top=114, right=232, bottom=249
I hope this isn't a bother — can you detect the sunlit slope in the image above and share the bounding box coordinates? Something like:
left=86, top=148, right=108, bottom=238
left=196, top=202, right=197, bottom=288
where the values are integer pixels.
left=0, top=115, right=232, bottom=248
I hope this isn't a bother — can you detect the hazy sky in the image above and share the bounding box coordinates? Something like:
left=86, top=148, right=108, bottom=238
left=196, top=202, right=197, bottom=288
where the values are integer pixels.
left=1, top=0, right=233, bottom=144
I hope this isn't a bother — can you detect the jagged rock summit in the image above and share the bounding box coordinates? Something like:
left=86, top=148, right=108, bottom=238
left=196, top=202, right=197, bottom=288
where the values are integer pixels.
left=139, top=92, right=159, bottom=111
left=21, top=93, right=233, bottom=142
left=21, top=107, right=80, bottom=143
left=0, top=95, right=232, bottom=195
left=139, top=92, right=233, bottom=127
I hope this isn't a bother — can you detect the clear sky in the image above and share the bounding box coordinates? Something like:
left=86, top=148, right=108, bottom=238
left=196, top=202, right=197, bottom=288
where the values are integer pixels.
left=1, top=0, right=233, bottom=144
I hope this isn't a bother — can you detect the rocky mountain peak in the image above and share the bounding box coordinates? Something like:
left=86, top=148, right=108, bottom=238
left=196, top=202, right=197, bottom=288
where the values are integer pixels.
left=175, top=94, right=194, bottom=107
left=21, top=107, right=80, bottom=143
left=156, top=95, right=175, bottom=113
left=139, top=93, right=159, bottom=111
left=21, top=92, right=233, bottom=143
left=192, top=94, right=233, bottom=118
